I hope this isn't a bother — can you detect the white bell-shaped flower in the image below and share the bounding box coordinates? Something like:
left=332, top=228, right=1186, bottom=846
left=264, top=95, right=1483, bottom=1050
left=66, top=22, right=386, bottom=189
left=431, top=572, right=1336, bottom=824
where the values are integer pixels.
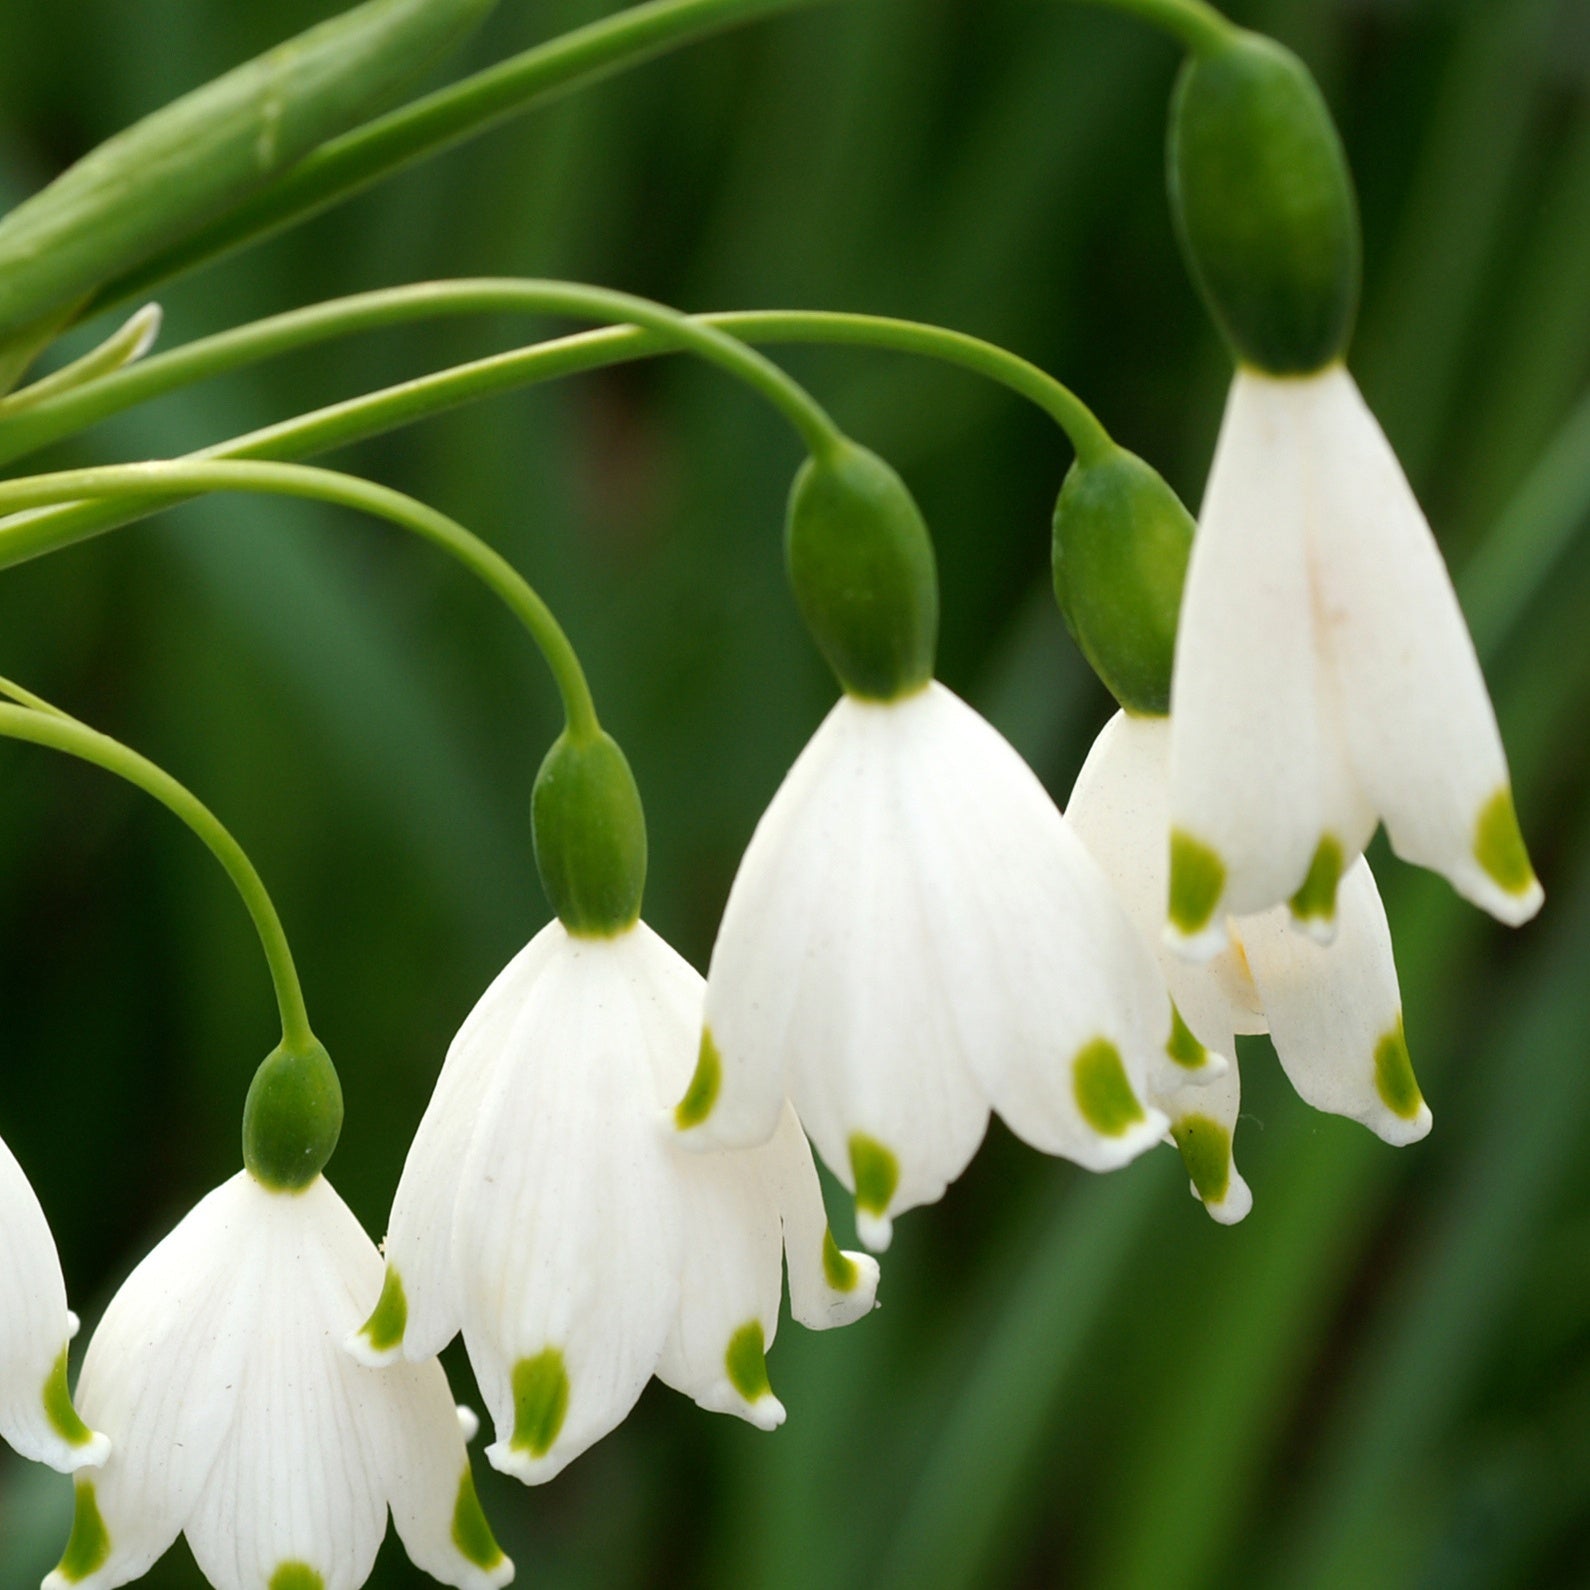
left=1072, top=708, right=1430, bottom=1223
left=1167, top=366, right=1542, bottom=958
left=349, top=919, right=878, bottom=1487
left=0, top=1129, right=108, bottom=1473
left=678, top=680, right=1199, bottom=1251
left=46, top=1170, right=512, bottom=1590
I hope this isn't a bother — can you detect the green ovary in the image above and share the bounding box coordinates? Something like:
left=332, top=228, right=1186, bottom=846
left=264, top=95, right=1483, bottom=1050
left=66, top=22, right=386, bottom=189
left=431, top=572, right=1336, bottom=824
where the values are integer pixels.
left=1169, top=831, right=1225, bottom=935
left=1073, top=1040, right=1147, bottom=1137
left=1374, top=1016, right=1424, bottom=1120
left=674, top=1028, right=722, bottom=1128
left=43, top=1348, right=95, bottom=1446
left=511, top=1348, right=570, bottom=1458
left=452, top=1468, right=506, bottom=1570
left=54, top=1481, right=110, bottom=1582
left=725, top=1321, right=774, bottom=1402
left=822, top=1229, right=859, bottom=1292
left=1166, top=1006, right=1208, bottom=1070
left=848, top=1134, right=900, bottom=1218
left=1474, top=788, right=1537, bottom=895
left=1290, top=834, right=1343, bottom=923
left=359, top=1265, right=408, bottom=1354
left=1170, top=1114, right=1232, bottom=1206
left=270, top=1567, right=325, bottom=1590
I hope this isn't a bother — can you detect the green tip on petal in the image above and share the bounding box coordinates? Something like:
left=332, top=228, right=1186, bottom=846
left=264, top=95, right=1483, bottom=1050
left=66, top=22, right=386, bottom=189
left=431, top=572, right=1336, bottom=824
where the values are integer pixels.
left=359, top=1266, right=408, bottom=1356
left=848, top=1134, right=900, bottom=1220
left=675, top=1029, right=722, bottom=1129
left=1374, top=1016, right=1424, bottom=1121
left=1290, top=834, right=1344, bottom=925
left=822, top=1229, right=860, bottom=1292
left=725, top=1321, right=774, bottom=1403
left=452, top=1467, right=507, bottom=1571
left=1166, top=1006, right=1209, bottom=1071
left=43, top=1348, right=95, bottom=1448
left=1474, top=787, right=1537, bottom=897
left=1073, top=1039, right=1147, bottom=1138
left=269, top=1568, right=325, bottom=1590
left=54, top=1481, right=110, bottom=1583
left=1169, top=830, right=1225, bottom=937
left=510, top=1348, right=570, bottom=1459
left=1170, top=1113, right=1233, bottom=1206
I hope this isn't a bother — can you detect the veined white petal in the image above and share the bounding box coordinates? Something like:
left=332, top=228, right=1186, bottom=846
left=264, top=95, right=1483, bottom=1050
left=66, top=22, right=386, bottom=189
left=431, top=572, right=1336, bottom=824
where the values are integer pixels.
left=1154, top=1043, right=1252, bottom=1225
left=0, top=1131, right=106, bottom=1473
left=689, top=698, right=880, bottom=1153
left=359, top=927, right=564, bottom=1368
left=1238, top=857, right=1431, bottom=1146
left=51, top=1174, right=270, bottom=1590
left=768, top=1104, right=879, bottom=1333
left=454, top=927, right=684, bottom=1486
left=183, top=1177, right=387, bottom=1590
left=1306, top=366, right=1541, bottom=925
left=1066, top=711, right=1258, bottom=1067
left=1169, top=371, right=1328, bottom=949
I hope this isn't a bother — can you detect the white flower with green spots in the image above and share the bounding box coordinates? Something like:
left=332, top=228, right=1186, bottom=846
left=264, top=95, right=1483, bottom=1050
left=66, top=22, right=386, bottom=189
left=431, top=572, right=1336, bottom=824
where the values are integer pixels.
left=45, top=1170, right=511, bottom=1590
left=675, top=680, right=1199, bottom=1251
left=349, top=919, right=878, bottom=1485
left=1071, top=709, right=1429, bottom=1224
left=1166, top=366, right=1542, bottom=958
left=0, top=1130, right=107, bottom=1474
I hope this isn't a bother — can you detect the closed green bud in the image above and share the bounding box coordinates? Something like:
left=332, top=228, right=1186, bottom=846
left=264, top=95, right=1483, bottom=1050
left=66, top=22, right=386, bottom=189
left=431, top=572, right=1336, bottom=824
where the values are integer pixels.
left=243, top=1038, right=343, bottom=1191
left=533, top=728, right=647, bottom=937
left=785, top=441, right=938, bottom=700
left=1169, top=30, right=1360, bottom=374
left=1052, top=445, right=1195, bottom=716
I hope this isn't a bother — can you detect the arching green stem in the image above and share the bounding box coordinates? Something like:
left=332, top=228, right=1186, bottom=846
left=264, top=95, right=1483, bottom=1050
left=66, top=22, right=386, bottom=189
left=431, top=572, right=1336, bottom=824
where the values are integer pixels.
left=0, top=293, right=1109, bottom=471
left=0, top=461, right=600, bottom=741
left=0, top=688, right=314, bottom=1053
left=1074, top=0, right=1234, bottom=54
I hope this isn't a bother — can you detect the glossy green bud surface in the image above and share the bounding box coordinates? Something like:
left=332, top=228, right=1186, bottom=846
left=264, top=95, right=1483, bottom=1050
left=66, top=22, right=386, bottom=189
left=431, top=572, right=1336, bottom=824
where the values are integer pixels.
left=533, top=729, right=648, bottom=937
left=243, top=1038, right=343, bottom=1191
left=1169, top=31, right=1360, bottom=374
left=1052, top=445, right=1195, bottom=716
left=785, top=441, right=939, bottom=700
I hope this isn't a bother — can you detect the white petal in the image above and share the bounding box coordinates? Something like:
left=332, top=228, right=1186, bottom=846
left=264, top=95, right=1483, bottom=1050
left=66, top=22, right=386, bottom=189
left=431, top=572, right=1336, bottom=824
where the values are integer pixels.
left=1306, top=366, right=1541, bottom=925
left=1066, top=711, right=1259, bottom=1060
left=1169, top=371, right=1328, bottom=948
left=454, top=928, right=684, bottom=1485
left=359, top=927, right=564, bottom=1367
left=51, top=1174, right=270, bottom=1590
left=768, top=1104, right=879, bottom=1333
left=700, top=690, right=992, bottom=1247
left=182, top=1177, right=388, bottom=1590
left=1155, top=1042, right=1252, bottom=1225
left=1238, top=857, right=1431, bottom=1146
left=0, top=1131, right=106, bottom=1472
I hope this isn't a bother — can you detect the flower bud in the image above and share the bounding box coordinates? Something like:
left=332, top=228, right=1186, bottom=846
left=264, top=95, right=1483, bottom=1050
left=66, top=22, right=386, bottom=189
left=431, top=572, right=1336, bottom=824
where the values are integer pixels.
left=785, top=441, right=938, bottom=700
left=242, top=1038, right=343, bottom=1191
left=532, top=728, right=648, bottom=936
left=1169, top=31, right=1360, bottom=374
left=1052, top=445, right=1195, bottom=716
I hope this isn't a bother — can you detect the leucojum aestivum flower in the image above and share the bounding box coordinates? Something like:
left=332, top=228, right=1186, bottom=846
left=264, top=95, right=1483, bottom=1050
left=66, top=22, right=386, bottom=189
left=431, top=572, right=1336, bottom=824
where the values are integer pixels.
left=0, top=1, right=1545, bottom=1587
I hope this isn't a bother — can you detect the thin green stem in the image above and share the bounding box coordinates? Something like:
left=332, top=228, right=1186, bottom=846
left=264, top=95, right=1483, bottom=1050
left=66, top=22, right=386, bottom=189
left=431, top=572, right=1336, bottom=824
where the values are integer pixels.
left=84, top=0, right=837, bottom=318
left=0, top=461, right=600, bottom=739
left=0, top=287, right=1109, bottom=468
left=0, top=690, right=313, bottom=1051
left=1071, top=0, right=1234, bottom=54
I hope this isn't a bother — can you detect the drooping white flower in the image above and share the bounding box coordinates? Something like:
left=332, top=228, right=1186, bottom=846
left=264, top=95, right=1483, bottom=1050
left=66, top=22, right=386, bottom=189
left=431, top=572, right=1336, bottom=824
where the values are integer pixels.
left=677, top=680, right=1204, bottom=1250
left=349, top=919, right=878, bottom=1486
left=0, top=1129, right=108, bottom=1473
left=1167, top=366, right=1542, bottom=958
left=46, top=1170, right=511, bottom=1590
left=1071, top=708, right=1429, bottom=1222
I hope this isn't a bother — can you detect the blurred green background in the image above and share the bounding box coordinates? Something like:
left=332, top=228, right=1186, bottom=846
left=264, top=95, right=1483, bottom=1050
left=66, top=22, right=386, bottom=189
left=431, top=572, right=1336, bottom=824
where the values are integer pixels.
left=0, top=0, right=1588, bottom=1584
